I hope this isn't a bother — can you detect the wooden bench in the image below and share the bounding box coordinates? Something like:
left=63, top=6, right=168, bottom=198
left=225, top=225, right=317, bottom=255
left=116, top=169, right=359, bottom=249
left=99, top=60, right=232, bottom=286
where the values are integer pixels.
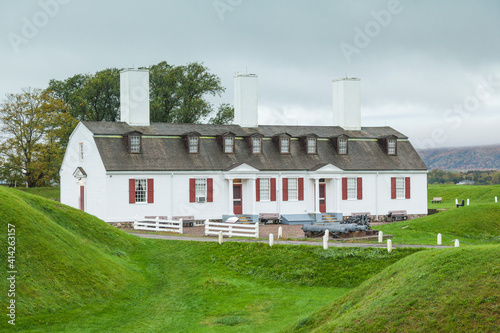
left=259, top=213, right=280, bottom=224
left=351, top=212, right=372, bottom=218
left=172, top=215, right=195, bottom=227
left=387, top=210, right=407, bottom=222
left=431, top=197, right=443, bottom=203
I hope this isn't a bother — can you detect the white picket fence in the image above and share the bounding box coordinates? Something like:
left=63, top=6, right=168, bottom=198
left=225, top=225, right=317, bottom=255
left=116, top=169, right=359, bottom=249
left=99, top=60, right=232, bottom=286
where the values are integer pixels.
left=205, top=220, right=259, bottom=238
left=133, top=216, right=183, bottom=234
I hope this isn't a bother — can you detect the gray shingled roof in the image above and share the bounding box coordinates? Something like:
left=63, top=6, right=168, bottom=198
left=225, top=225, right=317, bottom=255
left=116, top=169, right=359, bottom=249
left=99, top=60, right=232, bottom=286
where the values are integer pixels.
left=82, top=121, right=427, bottom=172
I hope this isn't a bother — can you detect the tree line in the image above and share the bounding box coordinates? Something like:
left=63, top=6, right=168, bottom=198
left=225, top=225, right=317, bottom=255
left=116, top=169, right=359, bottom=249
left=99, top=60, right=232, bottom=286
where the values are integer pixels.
left=428, top=169, right=500, bottom=185
left=0, top=61, right=233, bottom=187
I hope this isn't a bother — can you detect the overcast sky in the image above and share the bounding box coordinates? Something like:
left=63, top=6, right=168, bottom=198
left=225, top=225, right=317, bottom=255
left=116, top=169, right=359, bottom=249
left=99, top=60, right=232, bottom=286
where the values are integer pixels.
left=1, top=0, right=499, bottom=149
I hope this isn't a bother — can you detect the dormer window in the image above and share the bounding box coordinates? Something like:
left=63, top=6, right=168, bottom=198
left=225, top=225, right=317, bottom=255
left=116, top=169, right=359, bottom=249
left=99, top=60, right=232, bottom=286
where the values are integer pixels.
left=388, top=138, right=397, bottom=155
left=280, top=137, right=290, bottom=153
left=130, top=136, right=141, bottom=153
left=252, top=137, right=262, bottom=153
left=189, top=136, right=199, bottom=153
left=224, top=136, right=234, bottom=153
left=307, top=138, right=317, bottom=154
left=338, top=138, right=348, bottom=155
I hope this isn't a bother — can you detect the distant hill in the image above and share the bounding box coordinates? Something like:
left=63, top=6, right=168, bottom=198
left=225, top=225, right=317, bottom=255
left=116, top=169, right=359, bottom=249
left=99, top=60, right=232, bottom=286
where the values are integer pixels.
left=417, top=144, right=500, bottom=171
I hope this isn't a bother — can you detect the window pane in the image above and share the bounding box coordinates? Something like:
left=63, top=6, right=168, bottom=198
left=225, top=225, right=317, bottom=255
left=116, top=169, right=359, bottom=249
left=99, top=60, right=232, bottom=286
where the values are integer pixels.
left=339, top=138, right=347, bottom=154
left=131, top=136, right=141, bottom=153
left=396, top=177, right=405, bottom=199
left=252, top=137, right=261, bottom=153
left=388, top=139, right=396, bottom=154
left=347, top=178, right=357, bottom=200
left=288, top=178, right=298, bottom=200
left=195, top=179, right=207, bottom=201
left=260, top=178, right=270, bottom=201
left=281, top=138, right=289, bottom=153
left=307, top=138, right=316, bottom=153
left=135, top=179, right=147, bottom=203
left=225, top=137, right=234, bottom=153
left=189, top=137, right=198, bottom=153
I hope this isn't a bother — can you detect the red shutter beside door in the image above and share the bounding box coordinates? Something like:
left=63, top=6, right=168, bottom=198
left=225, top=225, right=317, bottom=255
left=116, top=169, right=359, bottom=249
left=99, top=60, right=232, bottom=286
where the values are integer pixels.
left=147, top=179, right=154, bottom=203
left=270, top=178, right=276, bottom=201
left=405, top=177, right=411, bottom=199
left=298, top=178, right=304, bottom=201
left=207, top=178, right=213, bottom=202
left=342, top=177, right=347, bottom=200
left=282, top=178, right=288, bottom=201
left=129, top=179, right=135, bottom=204
left=391, top=177, right=396, bottom=199
left=189, top=178, right=196, bottom=202
left=256, top=178, right=260, bottom=202
left=357, top=177, right=363, bottom=200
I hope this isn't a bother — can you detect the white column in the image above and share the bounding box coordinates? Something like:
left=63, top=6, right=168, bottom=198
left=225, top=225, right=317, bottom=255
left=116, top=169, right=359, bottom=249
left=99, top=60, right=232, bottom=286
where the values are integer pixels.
left=251, top=177, right=257, bottom=215
left=314, top=178, right=320, bottom=214
left=227, top=178, right=233, bottom=215
left=336, top=177, right=341, bottom=213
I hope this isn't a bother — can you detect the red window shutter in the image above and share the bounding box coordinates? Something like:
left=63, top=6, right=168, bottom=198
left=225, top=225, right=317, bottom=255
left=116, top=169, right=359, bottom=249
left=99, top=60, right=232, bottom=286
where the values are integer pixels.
left=256, top=178, right=260, bottom=202
left=147, top=179, right=154, bottom=203
left=189, top=178, right=196, bottom=202
left=270, top=178, right=276, bottom=201
left=391, top=177, right=396, bottom=199
left=405, top=177, right=411, bottom=199
left=298, top=178, right=304, bottom=201
left=129, top=179, right=135, bottom=204
left=342, top=177, right=347, bottom=200
left=207, top=178, right=213, bottom=202
left=357, top=177, right=363, bottom=200
left=282, top=178, right=288, bottom=201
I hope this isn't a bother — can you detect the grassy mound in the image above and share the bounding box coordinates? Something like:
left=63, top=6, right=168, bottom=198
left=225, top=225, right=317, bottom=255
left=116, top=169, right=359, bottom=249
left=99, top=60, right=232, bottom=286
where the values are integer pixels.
left=287, top=244, right=500, bottom=333
left=378, top=203, right=500, bottom=245
left=428, top=184, right=500, bottom=209
left=0, top=186, right=143, bottom=319
left=13, top=186, right=60, bottom=201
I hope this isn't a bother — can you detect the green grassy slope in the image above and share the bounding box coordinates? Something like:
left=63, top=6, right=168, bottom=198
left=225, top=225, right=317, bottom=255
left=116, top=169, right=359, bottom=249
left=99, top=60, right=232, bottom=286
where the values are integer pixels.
left=378, top=203, right=500, bottom=245
left=428, top=184, right=500, bottom=210
left=13, top=186, right=60, bottom=201
left=287, top=244, right=500, bottom=333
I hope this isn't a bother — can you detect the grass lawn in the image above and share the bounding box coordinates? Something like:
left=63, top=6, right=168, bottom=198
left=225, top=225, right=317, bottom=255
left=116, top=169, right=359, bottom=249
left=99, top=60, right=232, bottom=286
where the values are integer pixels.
left=428, top=184, right=500, bottom=210
left=13, top=186, right=60, bottom=201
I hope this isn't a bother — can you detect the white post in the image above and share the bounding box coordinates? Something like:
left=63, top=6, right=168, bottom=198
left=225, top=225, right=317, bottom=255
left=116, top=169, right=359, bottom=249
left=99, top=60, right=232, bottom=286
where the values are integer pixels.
left=325, top=229, right=329, bottom=239
left=205, top=220, right=209, bottom=236
left=255, top=222, right=259, bottom=238
left=228, top=224, right=233, bottom=238
left=278, top=226, right=283, bottom=239
left=269, top=233, right=274, bottom=247
left=467, top=199, right=470, bottom=206
left=179, top=218, right=183, bottom=234
left=495, top=196, right=498, bottom=203
left=378, top=231, right=383, bottom=243
left=455, top=198, right=458, bottom=205
left=314, top=178, right=320, bottom=214
left=134, top=215, right=138, bottom=229
left=437, top=233, right=442, bottom=245
left=218, top=231, right=223, bottom=244
left=156, top=216, right=160, bottom=231
left=323, top=234, right=328, bottom=250
left=387, top=239, right=392, bottom=253
left=454, top=239, right=460, bottom=247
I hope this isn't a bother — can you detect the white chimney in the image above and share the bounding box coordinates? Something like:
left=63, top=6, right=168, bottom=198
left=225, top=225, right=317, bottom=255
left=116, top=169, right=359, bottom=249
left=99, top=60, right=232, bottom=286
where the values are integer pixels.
left=120, top=69, right=150, bottom=126
left=332, top=77, right=361, bottom=131
left=234, top=72, right=258, bottom=128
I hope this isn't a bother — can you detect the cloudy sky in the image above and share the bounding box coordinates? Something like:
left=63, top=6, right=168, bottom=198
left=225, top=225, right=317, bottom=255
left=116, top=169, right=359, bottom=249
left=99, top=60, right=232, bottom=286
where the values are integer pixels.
left=1, top=0, right=499, bottom=149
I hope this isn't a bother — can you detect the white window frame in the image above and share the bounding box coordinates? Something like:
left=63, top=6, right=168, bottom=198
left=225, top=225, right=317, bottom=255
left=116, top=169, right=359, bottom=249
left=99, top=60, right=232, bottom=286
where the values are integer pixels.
left=224, top=137, right=234, bottom=153
left=307, top=138, right=316, bottom=154
left=396, top=177, right=405, bottom=199
left=130, top=136, right=141, bottom=153
left=135, top=179, right=147, bottom=203
left=388, top=139, right=396, bottom=155
left=252, top=137, right=261, bottom=153
left=288, top=178, right=298, bottom=201
left=339, top=138, right=347, bottom=154
left=259, top=178, right=270, bottom=201
left=347, top=178, right=357, bottom=200
left=189, top=136, right=199, bottom=153
left=195, top=178, right=207, bottom=203
left=79, top=142, right=84, bottom=161
left=280, top=137, right=289, bottom=153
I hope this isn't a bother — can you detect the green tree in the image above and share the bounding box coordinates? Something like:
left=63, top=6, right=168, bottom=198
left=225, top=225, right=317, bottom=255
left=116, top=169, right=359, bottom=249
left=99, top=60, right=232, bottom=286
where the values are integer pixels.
left=209, top=103, right=234, bottom=124
left=0, top=88, right=77, bottom=187
left=48, top=68, right=120, bottom=121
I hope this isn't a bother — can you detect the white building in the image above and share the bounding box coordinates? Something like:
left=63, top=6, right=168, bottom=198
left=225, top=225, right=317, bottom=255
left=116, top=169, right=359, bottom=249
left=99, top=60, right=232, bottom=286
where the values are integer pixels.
left=60, top=69, right=428, bottom=224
